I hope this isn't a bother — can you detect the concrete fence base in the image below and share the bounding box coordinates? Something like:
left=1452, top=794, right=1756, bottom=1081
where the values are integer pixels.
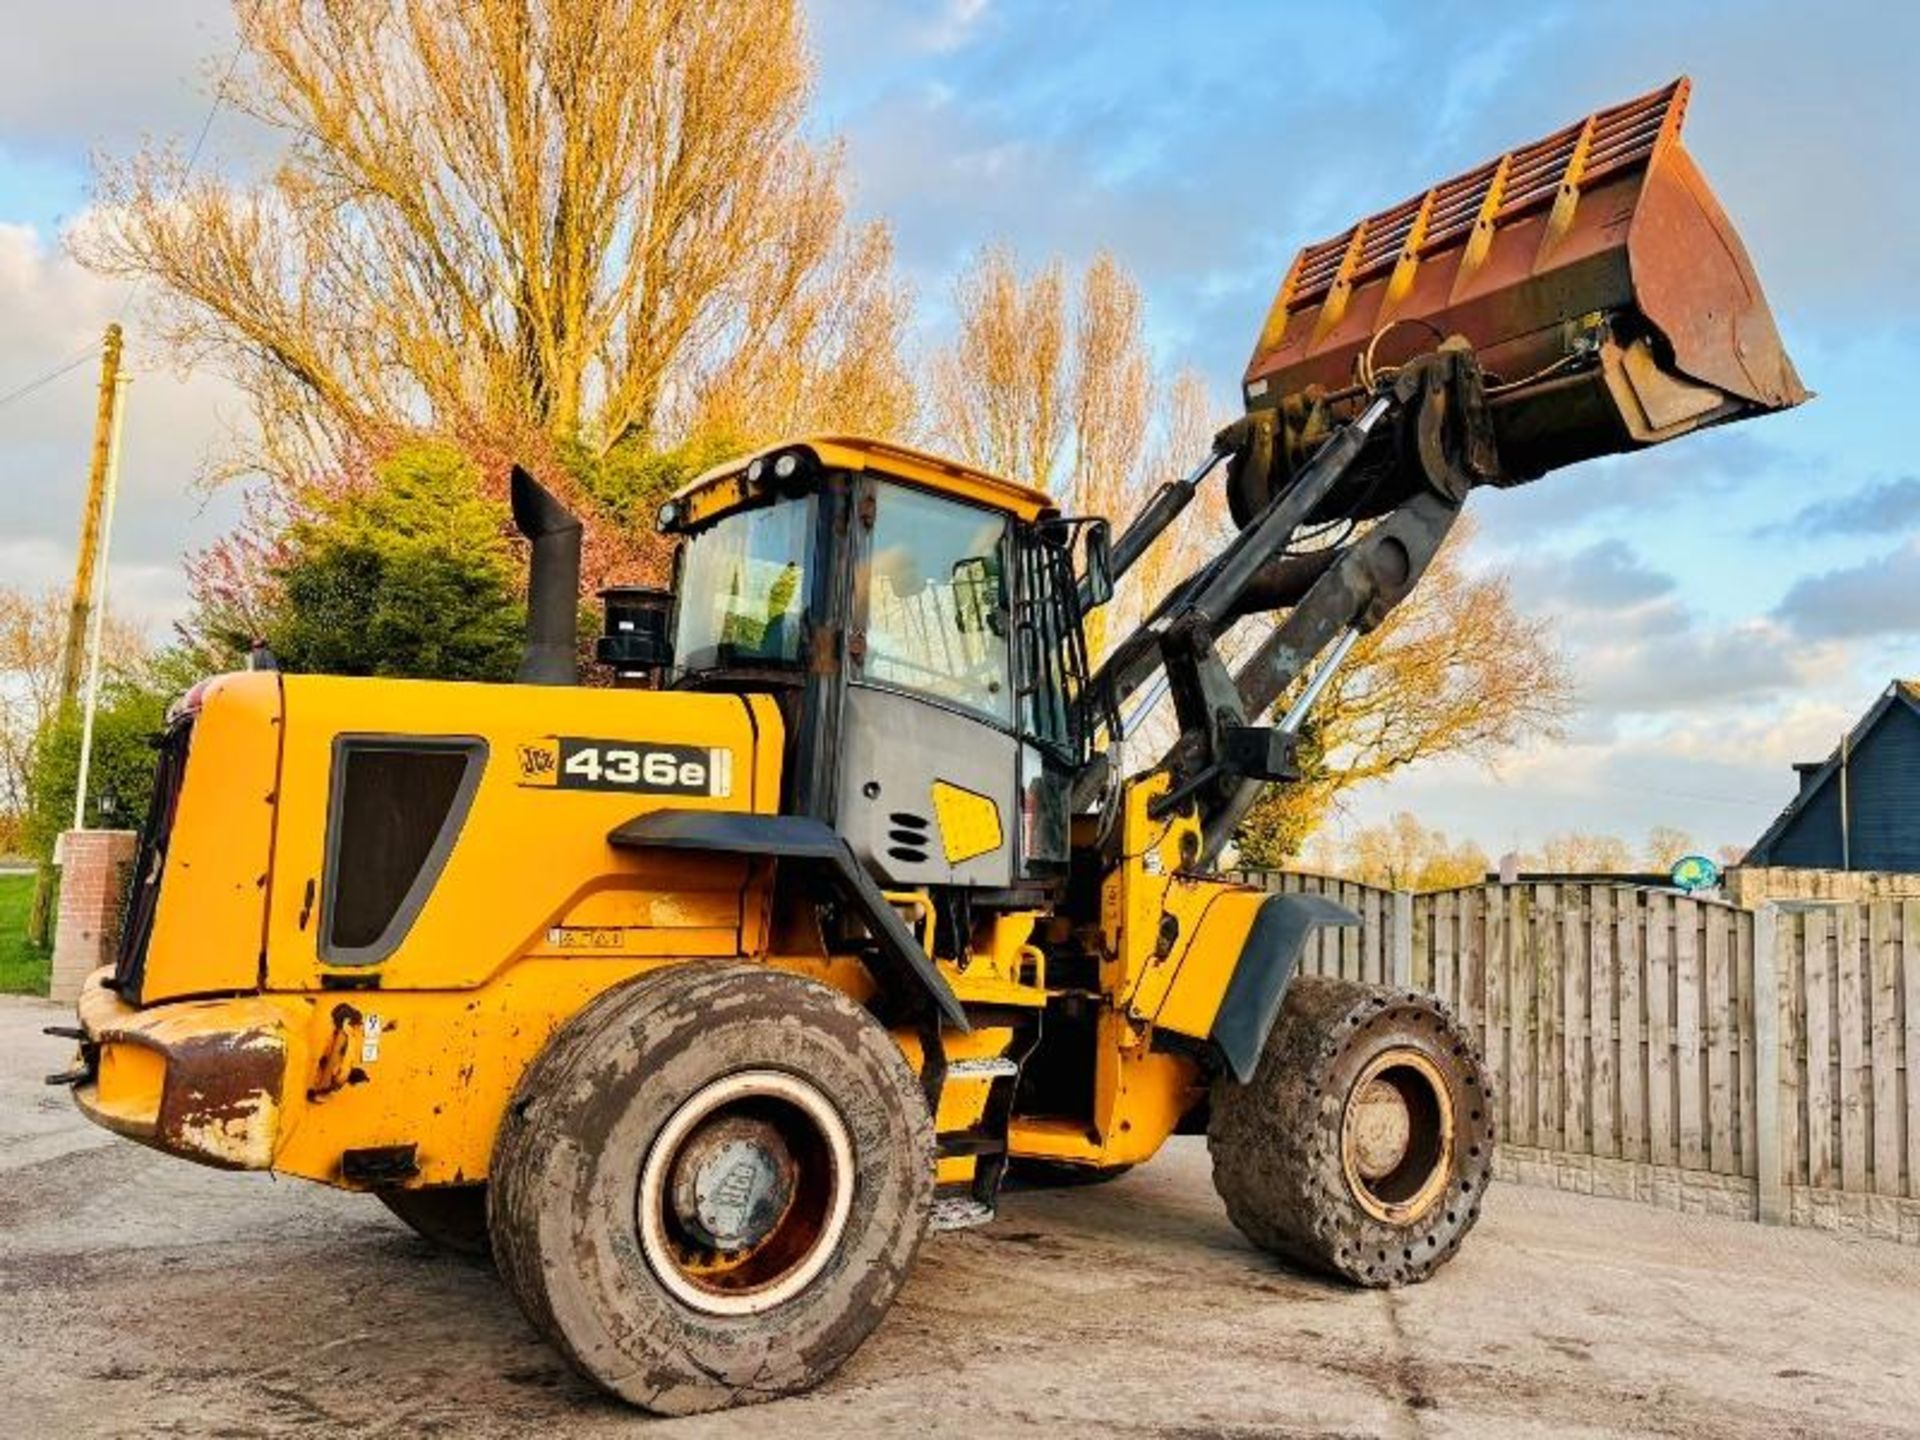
left=1496, top=1142, right=1920, bottom=1245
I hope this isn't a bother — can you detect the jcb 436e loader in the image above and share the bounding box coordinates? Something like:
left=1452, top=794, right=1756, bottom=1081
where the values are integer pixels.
left=59, top=79, right=1802, bottom=1414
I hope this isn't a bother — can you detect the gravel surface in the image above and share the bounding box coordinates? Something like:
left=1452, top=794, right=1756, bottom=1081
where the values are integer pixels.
left=5, top=994, right=1917, bottom=1438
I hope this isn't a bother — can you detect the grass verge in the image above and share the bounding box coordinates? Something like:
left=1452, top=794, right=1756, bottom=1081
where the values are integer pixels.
left=0, top=870, right=52, bottom=996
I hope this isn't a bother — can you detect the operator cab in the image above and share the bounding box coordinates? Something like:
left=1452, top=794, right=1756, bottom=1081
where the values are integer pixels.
left=633, top=437, right=1110, bottom=900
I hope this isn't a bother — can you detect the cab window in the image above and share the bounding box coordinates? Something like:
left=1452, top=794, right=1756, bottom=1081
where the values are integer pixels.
left=862, top=485, right=1011, bottom=724
left=673, top=496, right=814, bottom=670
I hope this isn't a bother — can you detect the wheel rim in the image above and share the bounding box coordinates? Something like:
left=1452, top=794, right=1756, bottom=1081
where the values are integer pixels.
left=1339, top=1047, right=1453, bottom=1225
left=637, top=1069, right=854, bottom=1316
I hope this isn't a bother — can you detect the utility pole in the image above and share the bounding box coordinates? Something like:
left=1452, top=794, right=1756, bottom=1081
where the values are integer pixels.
left=28, top=325, right=126, bottom=949
left=72, top=372, right=132, bottom=831
left=57, top=323, right=124, bottom=704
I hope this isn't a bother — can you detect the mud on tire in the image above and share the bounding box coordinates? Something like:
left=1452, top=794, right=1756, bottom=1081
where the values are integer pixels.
left=488, top=963, right=935, bottom=1415
left=1208, top=975, right=1495, bottom=1287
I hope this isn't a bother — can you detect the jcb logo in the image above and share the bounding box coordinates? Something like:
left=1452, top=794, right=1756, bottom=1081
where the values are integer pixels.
left=517, top=740, right=560, bottom=786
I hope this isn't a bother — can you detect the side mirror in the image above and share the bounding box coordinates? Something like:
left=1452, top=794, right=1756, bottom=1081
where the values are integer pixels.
left=1081, top=519, right=1115, bottom=608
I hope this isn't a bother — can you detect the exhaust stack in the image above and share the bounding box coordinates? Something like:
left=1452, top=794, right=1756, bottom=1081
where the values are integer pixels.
left=510, top=466, right=582, bottom=686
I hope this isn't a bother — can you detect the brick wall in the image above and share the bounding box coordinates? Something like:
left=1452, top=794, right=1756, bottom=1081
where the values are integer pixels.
left=49, top=829, right=137, bottom=1003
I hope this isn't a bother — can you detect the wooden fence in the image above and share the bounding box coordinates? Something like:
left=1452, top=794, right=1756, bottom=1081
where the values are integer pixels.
left=1237, top=872, right=1920, bottom=1244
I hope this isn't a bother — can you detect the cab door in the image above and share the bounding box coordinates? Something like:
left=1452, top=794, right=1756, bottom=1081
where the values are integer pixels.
left=836, top=480, right=1021, bottom=889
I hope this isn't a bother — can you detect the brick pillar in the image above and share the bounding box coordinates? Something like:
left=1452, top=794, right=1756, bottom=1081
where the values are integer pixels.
left=49, top=829, right=138, bottom=1004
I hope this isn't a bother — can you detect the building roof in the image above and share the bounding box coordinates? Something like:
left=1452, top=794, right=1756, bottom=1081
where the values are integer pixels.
left=1747, top=680, right=1920, bottom=861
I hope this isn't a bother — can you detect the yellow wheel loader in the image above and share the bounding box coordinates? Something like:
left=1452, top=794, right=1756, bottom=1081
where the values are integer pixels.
left=56, top=79, right=1802, bottom=1415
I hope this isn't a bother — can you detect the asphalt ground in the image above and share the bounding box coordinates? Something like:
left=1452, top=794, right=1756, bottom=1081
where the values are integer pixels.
left=4, top=994, right=1915, bottom=1438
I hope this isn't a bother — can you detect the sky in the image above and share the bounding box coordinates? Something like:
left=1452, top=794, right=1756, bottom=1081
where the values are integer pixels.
left=1, top=0, right=1916, bottom=861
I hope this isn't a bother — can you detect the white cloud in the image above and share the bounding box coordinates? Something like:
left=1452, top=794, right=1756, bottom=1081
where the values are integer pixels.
left=1774, top=539, right=1920, bottom=641
left=0, top=1, right=236, bottom=159
left=914, top=0, right=992, bottom=54
left=0, top=219, right=242, bottom=640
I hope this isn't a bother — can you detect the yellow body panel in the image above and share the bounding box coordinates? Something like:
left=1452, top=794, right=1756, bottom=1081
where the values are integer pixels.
left=261, top=676, right=781, bottom=993
left=140, top=671, right=283, bottom=1002
left=673, top=434, right=1055, bottom=527
left=1150, top=887, right=1273, bottom=1040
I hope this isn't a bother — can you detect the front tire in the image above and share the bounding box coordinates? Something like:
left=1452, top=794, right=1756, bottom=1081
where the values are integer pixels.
left=1208, top=976, right=1494, bottom=1287
left=489, top=963, right=935, bottom=1415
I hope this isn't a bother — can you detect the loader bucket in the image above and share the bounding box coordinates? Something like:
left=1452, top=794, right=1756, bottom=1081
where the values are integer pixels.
left=1242, top=78, right=1806, bottom=480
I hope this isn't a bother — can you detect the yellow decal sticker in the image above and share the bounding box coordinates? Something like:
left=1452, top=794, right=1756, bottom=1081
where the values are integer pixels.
left=545, top=926, right=625, bottom=951
left=931, top=781, right=1003, bottom=864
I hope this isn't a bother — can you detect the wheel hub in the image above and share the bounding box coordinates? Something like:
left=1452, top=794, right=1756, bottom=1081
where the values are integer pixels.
left=668, top=1117, right=797, bottom=1251
left=1340, top=1047, right=1453, bottom=1225
left=1348, top=1078, right=1413, bottom=1180
left=637, top=1069, right=854, bottom=1317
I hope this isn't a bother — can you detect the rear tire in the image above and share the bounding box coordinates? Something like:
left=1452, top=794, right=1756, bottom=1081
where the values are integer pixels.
left=489, top=963, right=934, bottom=1415
left=1208, top=976, right=1495, bottom=1287
left=377, top=1184, right=490, bottom=1256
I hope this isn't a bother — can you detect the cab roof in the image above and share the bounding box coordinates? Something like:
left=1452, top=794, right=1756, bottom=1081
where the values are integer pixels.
left=668, top=434, right=1056, bottom=529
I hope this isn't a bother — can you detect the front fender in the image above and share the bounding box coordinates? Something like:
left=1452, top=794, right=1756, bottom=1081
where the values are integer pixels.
left=1187, top=893, right=1358, bottom=1082
left=1147, top=889, right=1358, bottom=1081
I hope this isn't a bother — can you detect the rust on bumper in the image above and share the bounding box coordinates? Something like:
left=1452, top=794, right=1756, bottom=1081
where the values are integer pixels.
left=70, top=967, right=293, bottom=1171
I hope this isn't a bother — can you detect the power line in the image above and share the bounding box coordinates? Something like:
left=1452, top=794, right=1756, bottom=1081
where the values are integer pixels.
left=0, top=345, right=101, bottom=413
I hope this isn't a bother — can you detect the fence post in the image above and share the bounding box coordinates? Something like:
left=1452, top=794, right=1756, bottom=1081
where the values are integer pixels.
left=1754, top=902, right=1785, bottom=1225
left=1391, top=889, right=1414, bottom=989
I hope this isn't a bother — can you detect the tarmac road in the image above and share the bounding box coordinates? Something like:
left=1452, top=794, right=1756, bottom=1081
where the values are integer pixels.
left=4, top=994, right=1916, bottom=1438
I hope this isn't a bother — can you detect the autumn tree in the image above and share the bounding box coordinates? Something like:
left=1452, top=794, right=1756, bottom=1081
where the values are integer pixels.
left=1233, top=517, right=1571, bottom=866
left=80, top=0, right=912, bottom=525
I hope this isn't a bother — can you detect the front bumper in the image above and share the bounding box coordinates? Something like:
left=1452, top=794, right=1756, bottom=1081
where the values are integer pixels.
left=68, top=967, right=294, bottom=1171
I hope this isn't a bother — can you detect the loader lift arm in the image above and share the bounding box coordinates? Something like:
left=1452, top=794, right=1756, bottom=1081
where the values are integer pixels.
left=1079, top=345, right=1499, bottom=864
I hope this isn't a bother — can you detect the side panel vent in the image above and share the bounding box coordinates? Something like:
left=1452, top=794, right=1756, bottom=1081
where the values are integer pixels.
left=887, top=812, right=932, bottom=865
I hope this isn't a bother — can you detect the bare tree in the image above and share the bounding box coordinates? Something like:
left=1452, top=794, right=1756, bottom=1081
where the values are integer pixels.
left=79, top=0, right=912, bottom=477
left=926, top=246, right=1071, bottom=487
left=928, top=245, right=1173, bottom=663
left=1644, top=825, right=1697, bottom=872
left=1529, top=832, right=1637, bottom=874
left=1298, top=812, right=1490, bottom=891
left=1065, top=253, right=1153, bottom=517
left=0, top=586, right=147, bottom=826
